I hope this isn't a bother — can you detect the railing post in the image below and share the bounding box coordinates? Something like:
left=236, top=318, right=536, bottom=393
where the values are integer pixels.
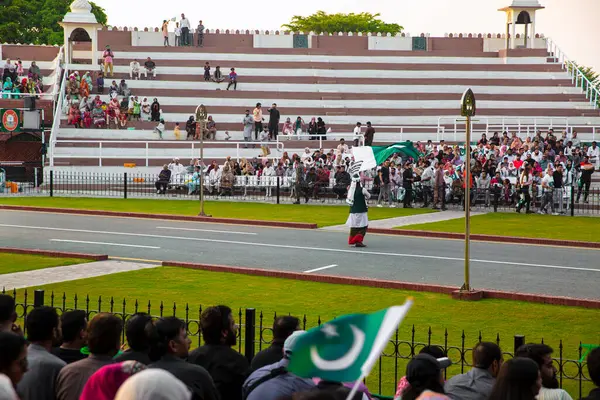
left=570, top=185, right=575, bottom=217
left=244, top=308, right=256, bottom=363
left=124, top=172, right=128, bottom=199
left=34, top=289, right=45, bottom=308
left=99, top=142, right=102, bottom=167
left=514, top=335, right=525, bottom=354
left=146, top=143, right=149, bottom=167
left=49, top=170, right=54, bottom=197
left=276, top=176, right=280, bottom=204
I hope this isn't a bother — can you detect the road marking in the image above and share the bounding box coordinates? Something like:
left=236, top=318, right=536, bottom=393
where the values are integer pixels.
left=155, top=226, right=257, bottom=235
left=304, top=264, right=338, bottom=274
left=50, top=239, right=160, bottom=249
left=2, top=224, right=598, bottom=273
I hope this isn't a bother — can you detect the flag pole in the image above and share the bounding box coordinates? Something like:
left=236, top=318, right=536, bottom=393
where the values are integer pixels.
left=345, top=372, right=367, bottom=400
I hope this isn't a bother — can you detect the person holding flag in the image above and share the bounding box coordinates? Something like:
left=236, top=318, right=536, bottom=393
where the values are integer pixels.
left=346, top=163, right=371, bottom=248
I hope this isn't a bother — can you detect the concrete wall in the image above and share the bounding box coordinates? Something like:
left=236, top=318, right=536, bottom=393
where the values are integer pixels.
left=253, top=34, right=293, bottom=48
left=484, top=37, right=547, bottom=52
left=311, top=35, right=368, bottom=51
left=428, top=37, right=483, bottom=52
left=368, top=36, right=412, bottom=51
left=0, top=45, right=60, bottom=61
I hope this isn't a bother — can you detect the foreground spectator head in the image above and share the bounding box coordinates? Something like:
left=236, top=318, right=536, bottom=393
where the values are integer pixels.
left=515, top=344, right=558, bottom=389
left=0, top=295, right=17, bottom=333
left=0, top=332, right=28, bottom=386
left=473, top=342, right=503, bottom=377
left=114, top=369, right=191, bottom=400
left=155, top=316, right=190, bottom=359
left=403, top=353, right=451, bottom=400
left=588, top=347, right=600, bottom=388
left=200, top=305, right=237, bottom=346
left=60, top=310, right=88, bottom=346
left=26, top=306, right=60, bottom=346
left=87, top=313, right=123, bottom=357
left=283, top=330, right=306, bottom=359
left=124, top=313, right=155, bottom=353
left=80, top=361, right=146, bottom=400
left=488, top=358, right=541, bottom=400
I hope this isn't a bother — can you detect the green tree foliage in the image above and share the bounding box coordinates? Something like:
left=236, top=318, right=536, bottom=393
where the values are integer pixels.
left=0, top=0, right=107, bottom=45
left=282, top=11, right=403, bottom=35
left=568, top=62, right=599, bottom=106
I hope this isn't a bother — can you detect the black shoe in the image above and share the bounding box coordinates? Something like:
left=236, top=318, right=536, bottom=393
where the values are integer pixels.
left=355, top=243, right=367, bottom=248
left=293, top=201, right=300, bottom=204
left=441, top=207, right=447, bottom=211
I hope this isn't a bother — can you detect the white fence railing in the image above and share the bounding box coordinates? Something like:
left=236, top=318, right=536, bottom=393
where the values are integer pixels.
left=49, top=68, right=68, bottom=167
left=276, top=133, right=364, bottom=149
left=52, top=140, right=286, bottom=167
left=547, top=37, right=600, bottom=109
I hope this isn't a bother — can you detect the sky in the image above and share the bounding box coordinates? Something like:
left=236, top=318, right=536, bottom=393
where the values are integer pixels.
left=93, top=0, right=599, bottom=71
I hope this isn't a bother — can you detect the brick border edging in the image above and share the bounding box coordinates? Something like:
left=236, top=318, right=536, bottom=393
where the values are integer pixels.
left=369, top=228, right=600, bottom=250
left=163, top=261, right=600, bottom=309
left=0, top=205, right=318, bottom=229
left=0, top=247, right=108, bottom=261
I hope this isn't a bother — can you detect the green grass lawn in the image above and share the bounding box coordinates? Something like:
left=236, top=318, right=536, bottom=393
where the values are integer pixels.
left=0, top=197, right=434, bottom=227
left=0, top=253, right=90, bottom=275
left=15, top=267, right=598, bottom=397
left=398, top=213, right=599, bottom=242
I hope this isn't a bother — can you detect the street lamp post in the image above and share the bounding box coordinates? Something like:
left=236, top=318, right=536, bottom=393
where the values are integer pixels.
left=195, top=104, right=211, bottom=217
left=460, top=88, right=476, bottom=293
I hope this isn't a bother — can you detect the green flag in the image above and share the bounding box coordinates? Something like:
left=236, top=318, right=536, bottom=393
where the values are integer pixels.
left=352, top=142, right=423, bottom=171
left=287, top=299, right=413, bottom=382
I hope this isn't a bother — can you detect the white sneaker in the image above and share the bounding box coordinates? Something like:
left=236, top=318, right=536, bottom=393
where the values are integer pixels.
left=389, top=204, right=396, bottom=208
left=552, top=213, right=559, bottom=216
left=377, top=204, right=383, bottom=208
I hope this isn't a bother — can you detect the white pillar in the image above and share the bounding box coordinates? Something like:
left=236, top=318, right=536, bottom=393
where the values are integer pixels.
left=511, top=14, right=517, bottom=49
left=530, top=13, right=536, bottom=49
left=91, top=28, right=98, bottom=68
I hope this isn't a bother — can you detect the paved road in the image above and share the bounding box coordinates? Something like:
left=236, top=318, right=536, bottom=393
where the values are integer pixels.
left=0, top=210, right=598, bottom=299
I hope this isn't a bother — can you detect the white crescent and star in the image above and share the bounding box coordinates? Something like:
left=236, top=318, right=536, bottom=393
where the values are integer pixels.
left=309, top=324, right=366, bottom=371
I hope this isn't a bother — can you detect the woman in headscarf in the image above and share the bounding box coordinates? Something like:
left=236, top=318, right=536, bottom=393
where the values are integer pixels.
left=109, top=80, right=119, bottom=99
left=114, top=369, right=191, bottom=400
left=2, top=78, right=12, bottom=99
left=307, top=117, right=317, bottom=140
left=67, top=76, right=79, bottom=100
left=151, top=98, right=160, bottom=122
left=141, top=97, right=151, bottom=121
left=185, top=115, right=196, bottom=139
left=219, top=160, right=235, bottom=196
left=28, top=61, right=41, bottom=77
left=92, top=102, right=106, bottom=128
left=80, top=361, right=146, bottom=400
left=108, top=96, right=121, bottom=127
left=67, top=103, right=81, bottom=127
left=83, top=71, right=93, bottom=92
left=118, top=79, right=131, bottom=98
left=132, top=96, right=141, bottom=121
left=294, top=116, right=305, bottom=136
left=281, top=117, right=294, bottom=139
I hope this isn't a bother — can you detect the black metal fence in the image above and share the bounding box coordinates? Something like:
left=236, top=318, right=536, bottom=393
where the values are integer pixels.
left=3, top=288, right=593, bottom=399
left=2, top=170, right=600, bottom=215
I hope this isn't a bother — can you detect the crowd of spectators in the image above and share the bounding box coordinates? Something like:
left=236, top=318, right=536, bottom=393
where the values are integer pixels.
left=1, top=58, right=44, bottom=99
left=0, top=294, right=598, bottom=400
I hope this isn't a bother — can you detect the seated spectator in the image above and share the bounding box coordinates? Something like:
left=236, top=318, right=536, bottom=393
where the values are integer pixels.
left=444, top=342, right=502, bottom=400
left=0, top=294, right=19, bottom=334
left=118, top=79, right=131, bottom=98
left=80, top=361, right=146, bottom=400
left=582, top=347, right=600, bottom=400
left=108, top=97, right=121, bottom=128
left=207, top=164, right=222, bottom=194
left=56, top=313, right=123, bottom=400
left=108, top=80, right=118, bottom=99
left=205, top=115, right=217, bottom=140
left=395, top=346, right=448, bottom=400
left=2, top=77, right=13, bottom=99
left=151, top=98, right=161, bottom=121
left=154, top=119, right=165, bottom=139
left=92, top=103, right=106, bottom=128
left=2, top=59, right=16, bottom=83
left=67, top=103, right=81, bottom=127
left=0, top=332, right=28, bottom=389
left=115, top=313, right=157, bottom=364
left=333, top=165, right=351, bottom=199
left=185, top=116, right=196, bottom=140
left=149, top=316, right=218, bottom=400
left=243, top=331, right=314, bottom=400
left=16, top=307, right=65, bottom=400
left=130, top=59, right=141, bottom=80
left=52, top=310, right=88, bottom=364
left=295, top=116, right=305, bottom=136
left=488, top=358, right=541, bottom=400
left=144, top=57, right=157, bottom=79
left=114, top=368, right=192, bottom=400
left=250, top=316, right=300, bottom=372
left=282, top=118, right=294, bottom=138
left=212, top=66, right=224, bottom=83
left=189, top=305, right=249, bottom=400
left=169, top=157, right=185, bottom=181
left=28, top=61, right=41, bottom=77
left=96, top=72, right=105, bottom=94
left=227, top=67, right=237, bottom=90
left=187, top=166, right=202, bottom=195
left=515, top=344, right=573, bottom=400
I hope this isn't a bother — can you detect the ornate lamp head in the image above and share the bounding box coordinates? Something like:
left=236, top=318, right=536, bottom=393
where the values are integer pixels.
left=195, top=104, right=207, bottom=121
left=460, top=88, right=476, bottom=117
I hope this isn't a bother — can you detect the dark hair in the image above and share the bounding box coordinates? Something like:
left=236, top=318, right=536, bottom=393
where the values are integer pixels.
left=60, top=310, right=87, bottom=342
left=473, top=342, right=503, bottom=369
left=26, top=306, right=59, bottom=342
left=515, top=344, right=553, bottom=369
left=488, top=357, right=539, bottom=400
left=87, top=313, right=123, bottom=355
left=587, top=347, right=600, bottom=387
left=273, top=316, right=300, bottom=343
left=419, top=345, right=445, bottom=359
left=125, top=313, right=155, bottom=352
left=200, top=305, right=233, bottom=345
left=402, top=373, right=444, bottom=400
left=0, top=332, right=26, bottom=370
left=155, top=316, right=185, bottom=357
left=0, top=294, right=16, bottom=323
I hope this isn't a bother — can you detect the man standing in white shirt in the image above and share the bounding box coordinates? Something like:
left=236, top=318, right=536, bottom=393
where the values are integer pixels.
left=588, top=141, right=599, bottom=170
left=174, top=23, right=181, bottom=46
left=352, top=122, right=362, bottom=147
left=129, top=59, right=141, bottom=80
left=420, top=161, right=435, bottom=207
left=538, top=166, right=557, bottom=215
left=180, top=14, right=190, bottom=46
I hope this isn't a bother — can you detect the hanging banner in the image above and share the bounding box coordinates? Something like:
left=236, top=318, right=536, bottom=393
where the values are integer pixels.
left=0, top=109, right=21, bottom=133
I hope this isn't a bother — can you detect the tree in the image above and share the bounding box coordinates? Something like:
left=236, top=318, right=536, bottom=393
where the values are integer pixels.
left=0, top=0, right=107, bottom=45
left=568, top=62, right=599, bottom=106
left=282, top=11, right=403, bottom=35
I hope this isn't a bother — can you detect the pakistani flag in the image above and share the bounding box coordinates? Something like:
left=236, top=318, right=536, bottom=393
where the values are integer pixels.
left=287, top=299, right=413, bottom=382
left=352, top=142, right=423, bottom=172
